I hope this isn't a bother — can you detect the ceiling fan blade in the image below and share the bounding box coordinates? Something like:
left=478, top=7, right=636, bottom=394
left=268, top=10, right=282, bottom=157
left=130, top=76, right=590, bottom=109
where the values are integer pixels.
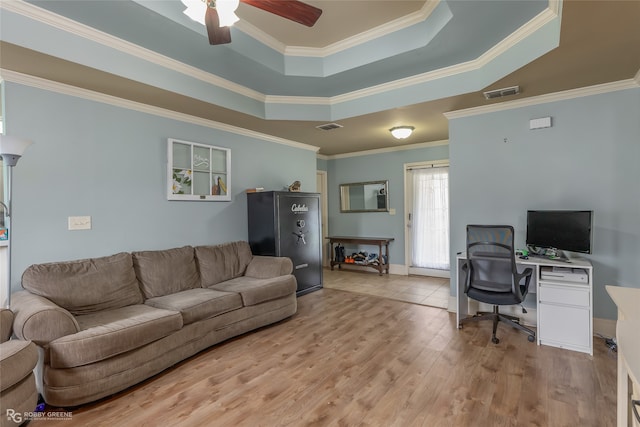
left=205, top=6, right=232, bottom=45
left=241, top=0, right=322, bottom=27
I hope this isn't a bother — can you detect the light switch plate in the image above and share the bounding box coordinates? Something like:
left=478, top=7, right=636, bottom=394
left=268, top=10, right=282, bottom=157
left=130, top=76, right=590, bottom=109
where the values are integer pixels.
left=68, top=216, right=91, bottom=230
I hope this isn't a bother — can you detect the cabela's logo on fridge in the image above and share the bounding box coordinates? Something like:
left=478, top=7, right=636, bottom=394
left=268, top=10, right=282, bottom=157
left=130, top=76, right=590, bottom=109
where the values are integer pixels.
left=291, top=204, right=309, bottom=213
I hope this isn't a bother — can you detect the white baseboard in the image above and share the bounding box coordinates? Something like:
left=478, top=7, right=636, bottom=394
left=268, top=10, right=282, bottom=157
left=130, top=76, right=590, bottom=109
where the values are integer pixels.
left=448, top=295, right=456, bottom=313
left=329, top=263, right=405, bottom=275
left=388, top=264, right=406, bottom=275
left=593, top=318, right=616, bottom=339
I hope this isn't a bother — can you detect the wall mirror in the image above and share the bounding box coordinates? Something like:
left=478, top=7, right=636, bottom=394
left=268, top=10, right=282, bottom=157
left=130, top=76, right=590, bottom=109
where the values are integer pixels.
left=340, top=180, right=389, bottom=213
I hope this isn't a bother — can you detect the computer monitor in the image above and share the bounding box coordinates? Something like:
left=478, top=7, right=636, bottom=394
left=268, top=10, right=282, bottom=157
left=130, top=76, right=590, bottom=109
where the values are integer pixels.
left=526, top=210, right=593, bottom=254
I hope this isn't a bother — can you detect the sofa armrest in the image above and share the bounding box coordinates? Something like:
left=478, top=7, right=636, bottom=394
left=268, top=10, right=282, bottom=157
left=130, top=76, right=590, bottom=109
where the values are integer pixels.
left=11, top=291, right=80, bottom=346
left=245, top=256, right=293, bottom=279
left=0, top=340, right=38, bottom=393
left=0, top=308, right=13, bottom=343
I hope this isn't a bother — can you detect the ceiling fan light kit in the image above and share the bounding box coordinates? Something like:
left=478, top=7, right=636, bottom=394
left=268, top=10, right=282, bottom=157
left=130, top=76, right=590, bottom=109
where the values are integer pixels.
left=390, top=126, right=414, bottom=140
left=183, top=0, right=323, bottom=45
left=215, top=0, right=240, bottom=27
left=181, top=0, right=207, bottom=24
left=182, top=0, right=239, bottom=26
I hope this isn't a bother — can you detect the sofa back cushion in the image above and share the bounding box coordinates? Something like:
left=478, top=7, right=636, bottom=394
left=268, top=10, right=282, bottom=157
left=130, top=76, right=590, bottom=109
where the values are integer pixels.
left=195, top=241, right=253, bottom=287
left=21, top=253, right=143, bottom=315
left=132, top=246, right=200, bottom=298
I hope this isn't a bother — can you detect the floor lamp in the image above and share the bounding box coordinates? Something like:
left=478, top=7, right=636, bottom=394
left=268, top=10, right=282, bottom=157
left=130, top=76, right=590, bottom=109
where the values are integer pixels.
left=0, top=135, right=33, bottom=309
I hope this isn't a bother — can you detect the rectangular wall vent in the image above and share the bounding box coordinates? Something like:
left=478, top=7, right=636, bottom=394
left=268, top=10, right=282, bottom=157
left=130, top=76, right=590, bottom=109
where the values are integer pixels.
left=483, top=85, right=520, bottom=100
left=316, top=123, right=343, bottom=131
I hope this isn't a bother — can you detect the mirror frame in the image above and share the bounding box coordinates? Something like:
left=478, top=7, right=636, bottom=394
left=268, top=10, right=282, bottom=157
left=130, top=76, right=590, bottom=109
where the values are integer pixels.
left=339, top=180, right=389, bottom=213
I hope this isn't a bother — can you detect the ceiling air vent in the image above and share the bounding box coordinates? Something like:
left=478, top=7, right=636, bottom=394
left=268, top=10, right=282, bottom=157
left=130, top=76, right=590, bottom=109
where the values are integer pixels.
left=483, top=85, right=520, bottom=100
left=316, top=123, right=343, bottom=131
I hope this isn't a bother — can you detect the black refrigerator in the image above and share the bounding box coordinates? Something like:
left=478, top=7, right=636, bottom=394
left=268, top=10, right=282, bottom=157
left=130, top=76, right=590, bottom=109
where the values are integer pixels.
left=247, top=191, right=323, bottom=296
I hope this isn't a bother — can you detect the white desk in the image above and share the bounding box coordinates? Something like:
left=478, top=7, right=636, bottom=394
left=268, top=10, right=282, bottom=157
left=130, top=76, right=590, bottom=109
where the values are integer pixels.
left=456, top=253, right=593, bottom=354
left=606, top=286, right=640, bottom=427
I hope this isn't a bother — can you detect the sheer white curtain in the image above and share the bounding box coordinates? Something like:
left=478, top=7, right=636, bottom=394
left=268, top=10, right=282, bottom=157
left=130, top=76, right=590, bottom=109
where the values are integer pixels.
left=411, top=167, right=450, bottom=270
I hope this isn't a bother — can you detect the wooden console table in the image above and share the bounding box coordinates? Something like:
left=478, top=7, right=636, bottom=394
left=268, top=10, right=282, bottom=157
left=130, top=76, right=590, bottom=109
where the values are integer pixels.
left=326, top=236, right=394, bottom=276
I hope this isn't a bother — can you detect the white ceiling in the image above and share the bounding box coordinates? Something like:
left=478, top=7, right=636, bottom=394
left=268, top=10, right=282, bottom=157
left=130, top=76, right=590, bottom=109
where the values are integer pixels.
left=1, top=0, right=639, bottom=155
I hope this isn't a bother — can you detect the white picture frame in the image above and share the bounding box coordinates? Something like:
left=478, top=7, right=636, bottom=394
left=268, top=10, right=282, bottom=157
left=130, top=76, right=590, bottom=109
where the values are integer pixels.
left=167, top=138, right=231, bottom=201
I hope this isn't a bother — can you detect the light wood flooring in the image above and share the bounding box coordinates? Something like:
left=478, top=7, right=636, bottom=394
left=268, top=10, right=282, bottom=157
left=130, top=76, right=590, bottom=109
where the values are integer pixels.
left=43, top=279, right=616, bottom=427
left=322, top=267, right=450, bottom=309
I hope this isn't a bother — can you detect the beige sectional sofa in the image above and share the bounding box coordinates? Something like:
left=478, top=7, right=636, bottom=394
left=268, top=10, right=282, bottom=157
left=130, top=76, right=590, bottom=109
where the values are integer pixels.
left=10, top=241, right=297, bottom=407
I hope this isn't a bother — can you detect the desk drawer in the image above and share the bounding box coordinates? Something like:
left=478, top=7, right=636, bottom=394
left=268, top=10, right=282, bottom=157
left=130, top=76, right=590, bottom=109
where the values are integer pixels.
left=539, top=303, right=590, bottom=349
left=539, top=283, right=589, bottom=307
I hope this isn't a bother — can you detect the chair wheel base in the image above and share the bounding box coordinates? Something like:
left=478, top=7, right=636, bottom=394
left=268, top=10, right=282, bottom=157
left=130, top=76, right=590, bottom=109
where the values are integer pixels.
left=528, top=335, right=535, bottom=342
left=492, top=337, right=500, bottom=344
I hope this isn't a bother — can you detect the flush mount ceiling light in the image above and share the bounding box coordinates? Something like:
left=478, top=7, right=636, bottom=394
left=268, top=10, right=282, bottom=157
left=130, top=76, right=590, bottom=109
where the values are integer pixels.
left=389, top=126, right=414, bottom=140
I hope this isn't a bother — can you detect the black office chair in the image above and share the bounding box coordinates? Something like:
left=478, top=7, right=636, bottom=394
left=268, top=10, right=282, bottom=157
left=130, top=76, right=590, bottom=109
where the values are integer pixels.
left=459, top=225, right=536, bottom=344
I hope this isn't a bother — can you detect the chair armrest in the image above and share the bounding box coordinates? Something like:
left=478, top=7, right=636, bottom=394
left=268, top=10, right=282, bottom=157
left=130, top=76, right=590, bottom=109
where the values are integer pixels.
left=245, top=256, right=293, bottom=279
left=11, top=291, right=80, bottom=346
left=514, top=267, right=534, bottom=299
left=515, top=267, right=533, bottom=284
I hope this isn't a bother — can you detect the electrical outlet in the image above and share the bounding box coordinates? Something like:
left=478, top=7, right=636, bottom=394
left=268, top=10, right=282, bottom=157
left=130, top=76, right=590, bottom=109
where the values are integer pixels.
left=68, top=216, right=91, bottom=231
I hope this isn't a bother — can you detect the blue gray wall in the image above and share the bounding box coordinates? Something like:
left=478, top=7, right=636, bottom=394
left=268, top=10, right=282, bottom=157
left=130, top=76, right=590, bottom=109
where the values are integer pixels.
left=3, top=82, right=317, bottom=293
left=325, top=144, right=449, bottom=264
left=449, top=87, right=640, bottom=320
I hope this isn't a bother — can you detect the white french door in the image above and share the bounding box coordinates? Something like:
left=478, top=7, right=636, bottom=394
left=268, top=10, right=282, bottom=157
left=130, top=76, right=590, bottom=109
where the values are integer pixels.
left=406, top=162, right=450, bottom=277
left=316, top=170, right=329, bottom=266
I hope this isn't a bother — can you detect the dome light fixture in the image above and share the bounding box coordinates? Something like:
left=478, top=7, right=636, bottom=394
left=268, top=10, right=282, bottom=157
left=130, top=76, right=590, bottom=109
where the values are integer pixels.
left=389, top=126, right=414, bottom=140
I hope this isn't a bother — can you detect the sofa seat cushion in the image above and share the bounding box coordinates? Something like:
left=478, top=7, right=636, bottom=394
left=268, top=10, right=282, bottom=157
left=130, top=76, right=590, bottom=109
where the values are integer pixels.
left=21, top=252, right=143, bottom=315
left=0, top=340, right=38, bottom=392
left=133, top=246, right=200, bottom=298
left=48, top=305, right=182, bottom=369
left=145, top=288, right=243, bottom=325
left=209, top=275, right=296, bottom=306
left=195, top=242, right=253, bottom=287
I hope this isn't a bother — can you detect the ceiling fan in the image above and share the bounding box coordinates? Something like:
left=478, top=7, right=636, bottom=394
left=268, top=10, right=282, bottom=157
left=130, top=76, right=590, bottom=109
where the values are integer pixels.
left=182, top=0, right=323, bottom=45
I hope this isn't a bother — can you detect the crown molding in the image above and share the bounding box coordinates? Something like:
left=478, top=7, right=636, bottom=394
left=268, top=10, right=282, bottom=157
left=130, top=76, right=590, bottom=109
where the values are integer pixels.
left=225, top=2, right=438, bottom=58
left=2, top=0, right=560, bottom=113
left=0, top=69, right=318, bottom=152
left=324, top=140, right=449, bottom=160
left=332, top=4, right=559, bottom=104
left=284, top=1, right=441, bottom=58
left=444, top=78, right=640, bottom=120
left=268, top=1, right=557, bottom=108
left=233, top=20, right=287, bottom=53
left=264, top=95, right=332, bottom=105
left=1, top=0, right=266, bottom=103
